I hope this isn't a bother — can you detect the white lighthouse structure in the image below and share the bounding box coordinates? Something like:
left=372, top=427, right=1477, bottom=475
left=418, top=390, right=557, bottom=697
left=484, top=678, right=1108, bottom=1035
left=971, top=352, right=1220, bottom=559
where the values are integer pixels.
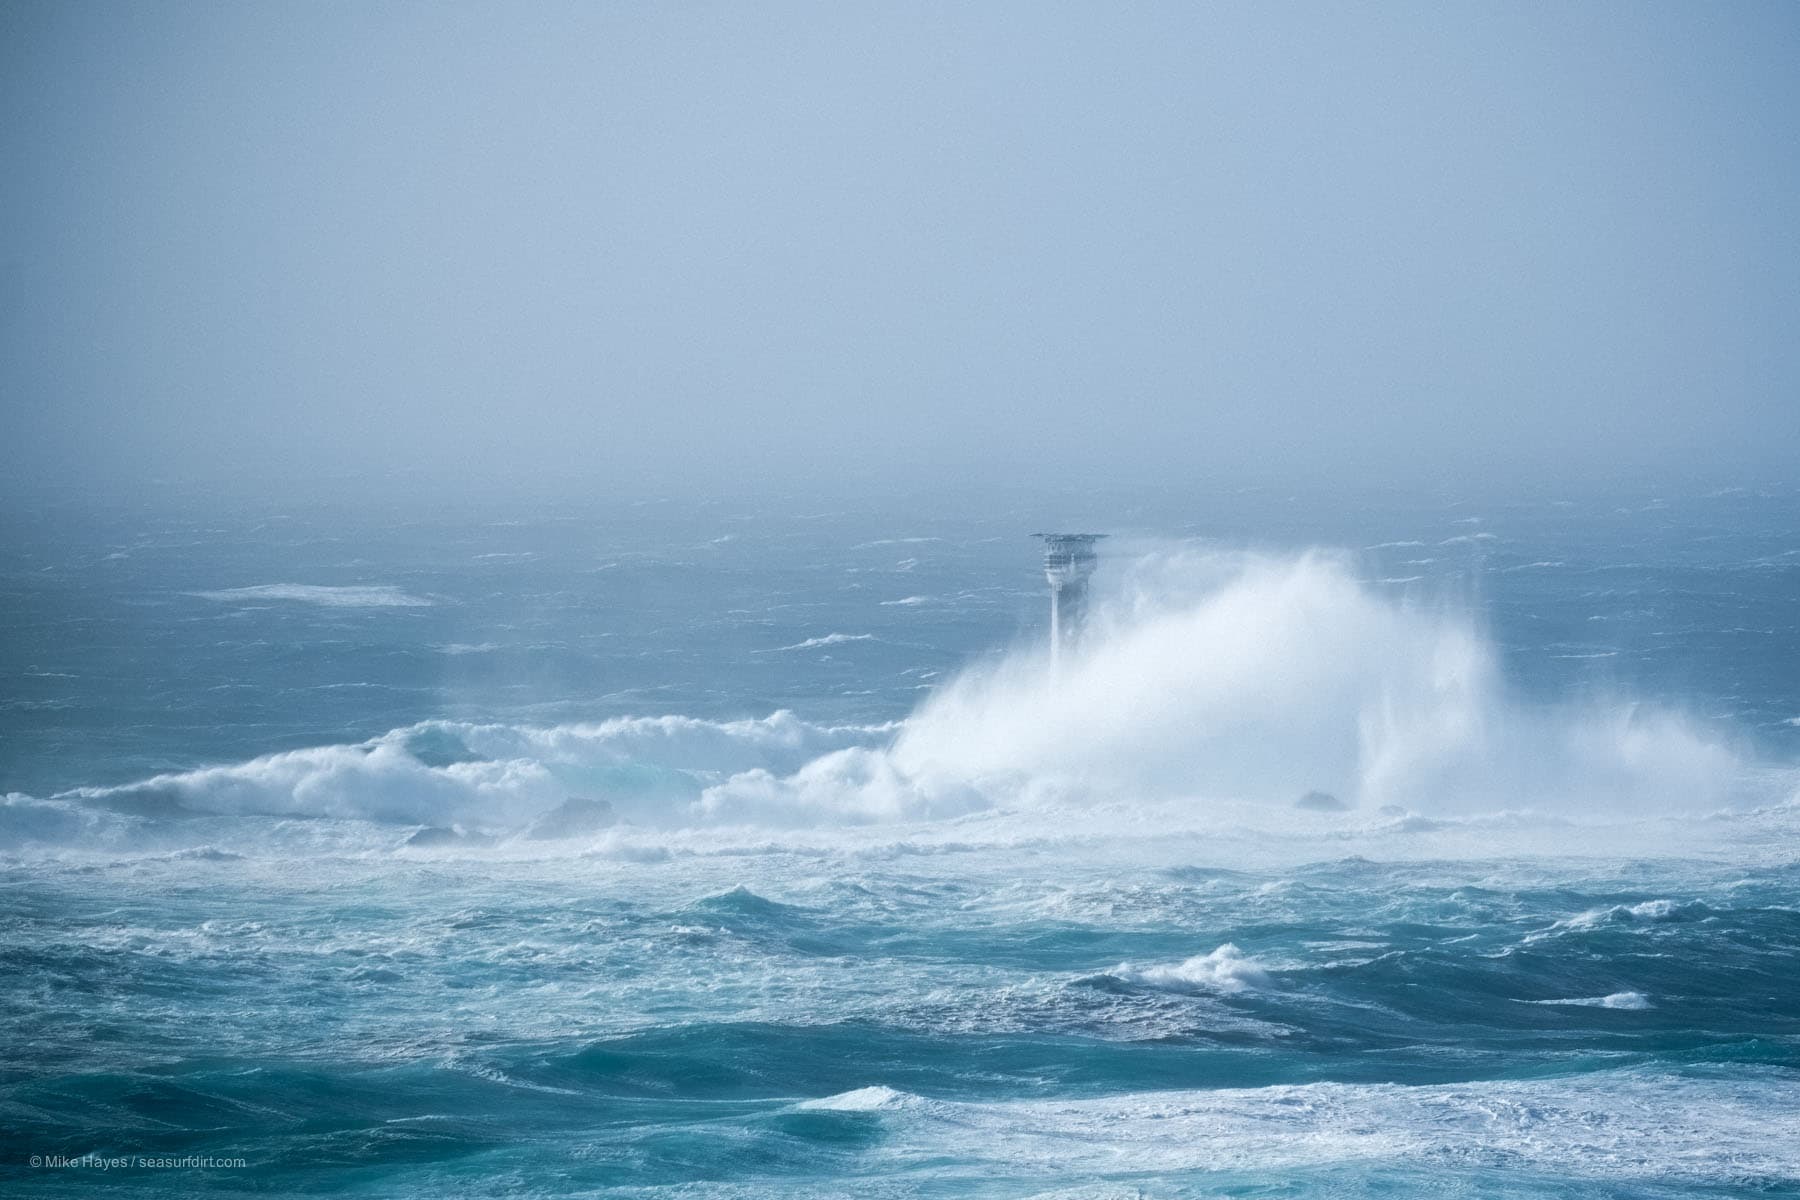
left=1034, top=533, right=1105, bottom=665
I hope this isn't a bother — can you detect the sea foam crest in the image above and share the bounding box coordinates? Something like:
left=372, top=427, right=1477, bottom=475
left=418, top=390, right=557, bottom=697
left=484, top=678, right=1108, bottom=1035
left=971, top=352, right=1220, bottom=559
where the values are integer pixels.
left=786, top=1068, right=1799, bottom=1183
left=189, top=583, right=434, bottom=608
left=1106, top=944, right=1272, bottom=994
left=1525, top=898, right=1699, bottom=942
left=1527, top=992, right=1653, bottom=1009
left=796, top=1085, right=923, bottom=1112
left=34, top=711, right=887, bottom=834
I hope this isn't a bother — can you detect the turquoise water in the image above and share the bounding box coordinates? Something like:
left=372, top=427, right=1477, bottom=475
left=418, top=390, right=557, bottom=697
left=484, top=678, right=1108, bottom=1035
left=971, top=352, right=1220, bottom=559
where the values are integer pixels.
left=3, top=485, right=1799, bottom=1196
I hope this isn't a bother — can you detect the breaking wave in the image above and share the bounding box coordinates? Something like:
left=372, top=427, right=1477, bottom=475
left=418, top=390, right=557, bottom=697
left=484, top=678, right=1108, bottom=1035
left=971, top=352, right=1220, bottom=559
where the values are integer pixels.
left=9, top=550, right=1777, bottom=851
left=776, top=1068, right=1797, bottom=1185
left=1103, top=944, right=1272, bottom=994
left=3, top=713, right=889, bottom=847
left=877, top=550, right=1742, bottom=816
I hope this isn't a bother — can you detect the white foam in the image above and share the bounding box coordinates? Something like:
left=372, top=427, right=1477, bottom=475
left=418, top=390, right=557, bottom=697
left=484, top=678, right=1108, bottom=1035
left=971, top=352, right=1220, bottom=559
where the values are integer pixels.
left=189, top=584, right=433, bottom=608
left=804, top=1069, right=1797, bottom=1184
left=1108, top=944, right=1271, bottom=994
left=46, top=712, right=888, bottom=832
left=24, top=550, right=1771, bottom=847
left=771, top=633, right=877, bottom=651
left=869, top=550, right=1740, bottom=817
left=1529, top=898, right=1687, bottom=941
left=436, top=642, right=502, bottom=655
left=1527, top=992, right=1653, bottom=1009
left=796, top=1085, right=920, bottom=1112
left=1625, top=899, right=1678, bottom=919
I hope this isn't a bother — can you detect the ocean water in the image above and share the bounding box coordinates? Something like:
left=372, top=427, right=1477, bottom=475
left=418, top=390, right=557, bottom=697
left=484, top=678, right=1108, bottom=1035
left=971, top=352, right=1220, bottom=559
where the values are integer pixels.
left=3, top=483, right=1799, bottom=1197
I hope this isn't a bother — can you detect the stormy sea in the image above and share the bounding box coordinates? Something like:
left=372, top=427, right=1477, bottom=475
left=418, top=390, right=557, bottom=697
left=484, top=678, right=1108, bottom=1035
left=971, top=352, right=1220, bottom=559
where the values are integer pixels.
left=4, top=483, right=1798, bottom=1198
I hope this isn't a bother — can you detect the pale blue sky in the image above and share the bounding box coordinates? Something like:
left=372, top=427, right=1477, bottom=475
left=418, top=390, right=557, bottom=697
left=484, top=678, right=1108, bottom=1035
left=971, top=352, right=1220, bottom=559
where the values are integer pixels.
left=4, top=2, right=1797, bottom=500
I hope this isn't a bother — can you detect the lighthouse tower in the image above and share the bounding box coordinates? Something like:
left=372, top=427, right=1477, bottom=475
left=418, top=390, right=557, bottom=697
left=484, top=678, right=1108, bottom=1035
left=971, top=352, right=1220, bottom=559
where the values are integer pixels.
left=1033, top=533, right=1105, bottom=666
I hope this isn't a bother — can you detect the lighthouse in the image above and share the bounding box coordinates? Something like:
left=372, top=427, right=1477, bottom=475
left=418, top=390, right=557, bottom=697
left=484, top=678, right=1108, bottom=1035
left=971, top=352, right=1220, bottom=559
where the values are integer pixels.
left=1033, top=533, right=1105, bottom=665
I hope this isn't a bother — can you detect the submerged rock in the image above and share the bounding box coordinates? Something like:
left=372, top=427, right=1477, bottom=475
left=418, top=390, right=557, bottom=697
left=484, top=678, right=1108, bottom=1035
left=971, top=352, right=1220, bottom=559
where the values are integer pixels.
left=401, top=726, right=486, bottom=768
left=524, top=796, right=616, bottom=840
left=1295, top=790, right=1348, bottom=812
left=401, top=825, right=493, bottom=849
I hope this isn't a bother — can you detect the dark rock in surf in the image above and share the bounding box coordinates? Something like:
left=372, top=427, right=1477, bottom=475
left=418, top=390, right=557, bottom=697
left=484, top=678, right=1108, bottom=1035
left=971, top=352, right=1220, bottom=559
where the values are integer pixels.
left=524, top=796, right=616, bottom=840
left=402, top=825, right=494, bottom=849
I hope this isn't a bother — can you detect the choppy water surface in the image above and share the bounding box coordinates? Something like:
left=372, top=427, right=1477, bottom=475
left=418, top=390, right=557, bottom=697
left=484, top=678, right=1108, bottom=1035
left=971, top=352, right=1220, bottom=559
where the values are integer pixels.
left=3, top=484, right=1798, bottom=1196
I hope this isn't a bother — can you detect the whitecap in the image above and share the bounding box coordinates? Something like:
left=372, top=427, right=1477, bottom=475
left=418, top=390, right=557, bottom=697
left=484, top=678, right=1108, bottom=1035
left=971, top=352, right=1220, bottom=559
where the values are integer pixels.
left=1525, top=991, right=1653, bottom=1009
left=1523, top=899, right=1692, bottom=943
left=189, top=584, right=434, bottom=608
left=796, top=1085, right=921, bottom=1112
left=1107, top=944, right=1271, bottom=994
left=770, top=633, right=877, bottom=652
